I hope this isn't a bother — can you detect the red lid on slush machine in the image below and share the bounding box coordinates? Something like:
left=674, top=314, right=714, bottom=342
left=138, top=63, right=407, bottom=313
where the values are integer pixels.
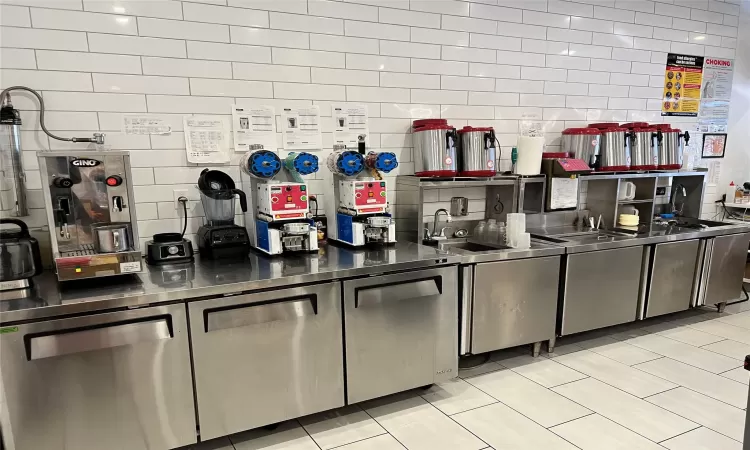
left=621, top=122, right=649, bottom=129
left=562, top=128, right=601, bottom=135
left=588, top=122, right=620, bottom=129
left=413, top=119, right=452, bottom=130
left=652, top=124, right=676, bottom=131
left=460, top=126, right=494, bottom=132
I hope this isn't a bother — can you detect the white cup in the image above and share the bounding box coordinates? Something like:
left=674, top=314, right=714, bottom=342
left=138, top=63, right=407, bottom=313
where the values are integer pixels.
left=619, top=181, right=636, bottom=200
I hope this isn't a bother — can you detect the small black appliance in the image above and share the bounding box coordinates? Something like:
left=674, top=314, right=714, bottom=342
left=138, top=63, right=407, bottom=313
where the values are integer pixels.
left=146, top=196, right=195, bottom=265
left=196, top=168, right=250, bottom=259
left=0, top=219, right=43, bottom=291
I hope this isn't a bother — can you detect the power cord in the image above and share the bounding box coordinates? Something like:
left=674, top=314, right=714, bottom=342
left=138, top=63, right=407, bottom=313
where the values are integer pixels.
left=178, top=196, right=188, bottom=238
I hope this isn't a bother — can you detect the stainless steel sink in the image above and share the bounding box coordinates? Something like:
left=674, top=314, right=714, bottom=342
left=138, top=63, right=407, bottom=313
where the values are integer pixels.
left=439, top=242, right=506, bottom=252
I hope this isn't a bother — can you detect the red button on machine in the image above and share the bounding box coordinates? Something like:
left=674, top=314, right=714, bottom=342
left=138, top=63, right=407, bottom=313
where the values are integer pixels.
left=105, top=175, right=122, bottom=187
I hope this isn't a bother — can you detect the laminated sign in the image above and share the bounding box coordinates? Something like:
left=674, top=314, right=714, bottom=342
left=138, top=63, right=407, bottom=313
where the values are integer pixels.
left=662, top=53, right=704, bottom=117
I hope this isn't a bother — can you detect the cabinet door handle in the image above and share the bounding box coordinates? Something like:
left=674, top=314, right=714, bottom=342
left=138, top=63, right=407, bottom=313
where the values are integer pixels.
left=26, top=318, right=172, bottom=361
left=355, top=277, right=441, bottom=308
left=204, top=297, right=316, bottom=332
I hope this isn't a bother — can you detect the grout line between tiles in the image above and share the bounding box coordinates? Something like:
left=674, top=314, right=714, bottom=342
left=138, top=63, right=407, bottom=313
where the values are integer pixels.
left=655, top=425, right=703, bottom=445
left=326, top=431, right=389, bottom=450
left=358, top=402, right=412, bottom=450
left=295, top=418, right=324, bottom=450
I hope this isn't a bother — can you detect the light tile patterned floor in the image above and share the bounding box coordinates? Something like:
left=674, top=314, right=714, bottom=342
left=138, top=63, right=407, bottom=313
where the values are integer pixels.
left=187, top=304, right=750, bottom=450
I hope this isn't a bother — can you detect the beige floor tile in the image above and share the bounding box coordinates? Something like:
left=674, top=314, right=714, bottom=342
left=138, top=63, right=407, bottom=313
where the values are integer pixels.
left=494, top=354, right=588, bottom=388
left=634, top=357, right=747, bottom=408
left=716, top=311, right=750, bottom=330
left=627, top=334, right=739, bottom=373
left=645, top=387, right=745, bottom=442
left=465, top=368, right=591, bottom=427
left=657, top=327, right=726, bottom=347
left=364, top=393, right=486, bottom=450
left=689, top=320, right=750, bottom=345
left=231, top=421, right=319, bottom=450
left=453, top=402, right=579, bottom=450
left=298, top=405, right=386, bottom=450
left=552, top=378, right=697, bottom=442
left=553, top=350, right=676, bottom=397
left=333, top=434, right=406, bottom=450
left=571, top=335, right=662, bottom=365
left=551, top=414, right=665, bottom=450
left=660, top=427, right=742, bottom=450
left=720, top=366, right=750, bottom=384
left=420, top=378, right=497, bottom=415
left=701, top=339, right=750, bottom=360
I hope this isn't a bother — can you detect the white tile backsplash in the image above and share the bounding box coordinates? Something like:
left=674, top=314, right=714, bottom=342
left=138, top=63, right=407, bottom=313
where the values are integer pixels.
left=0, top=0, right=737, bottom=240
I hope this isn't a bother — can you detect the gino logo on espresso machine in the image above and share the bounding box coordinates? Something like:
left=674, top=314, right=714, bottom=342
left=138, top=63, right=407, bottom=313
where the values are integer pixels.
left=70, top=158, right=102, bottom=167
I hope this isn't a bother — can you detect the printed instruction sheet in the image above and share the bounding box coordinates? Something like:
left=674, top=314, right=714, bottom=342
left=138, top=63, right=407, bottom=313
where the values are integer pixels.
left=231, top=104, right=276, bottom=152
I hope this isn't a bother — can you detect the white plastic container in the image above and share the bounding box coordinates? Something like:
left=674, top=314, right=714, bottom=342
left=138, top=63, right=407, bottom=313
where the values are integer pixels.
left=515, top=136, right=544, bottom=175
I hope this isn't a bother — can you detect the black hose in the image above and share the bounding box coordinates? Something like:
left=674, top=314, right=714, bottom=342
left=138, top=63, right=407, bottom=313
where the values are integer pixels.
left=179, top=197, right=188, bottom=238
left=1, top=86, right=98, bottom=143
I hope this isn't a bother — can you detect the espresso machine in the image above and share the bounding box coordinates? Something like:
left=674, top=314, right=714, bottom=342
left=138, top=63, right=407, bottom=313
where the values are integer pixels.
left=197, top=168, right=250, bottom=259
left=240, top=145, right=320, bottom=255
left=38, top=151, right=142, bottom=280
left=324, top=140, right=398, bottom=247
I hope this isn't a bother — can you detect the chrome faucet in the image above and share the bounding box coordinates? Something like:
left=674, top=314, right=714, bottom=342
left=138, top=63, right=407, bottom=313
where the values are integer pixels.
left=431, top=209, right=452, bottom=239
left=671, top=184, right=687, bottom=215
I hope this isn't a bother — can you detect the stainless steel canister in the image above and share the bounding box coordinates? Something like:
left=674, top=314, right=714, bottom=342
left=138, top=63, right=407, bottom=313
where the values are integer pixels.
left=458, top=126, right=496, bottom=177
left=561, top=128, right=601, bottom=167
left=629, top=127, right=659, bottom=170
left=594, top=127, right=630, bottom=171
left=654, top=125, right=689, bottom=170
left=412, top=119, right=457, bottom=177
left=93, top=223, right=131, bottom=253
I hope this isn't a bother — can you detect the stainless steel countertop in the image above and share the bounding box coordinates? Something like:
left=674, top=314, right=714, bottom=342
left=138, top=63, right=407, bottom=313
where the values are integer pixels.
left=0, top=242, right=459, bottom=324
left=529, top=221, right=750, bottom=253
left=429, top=239, right=565, bottom=263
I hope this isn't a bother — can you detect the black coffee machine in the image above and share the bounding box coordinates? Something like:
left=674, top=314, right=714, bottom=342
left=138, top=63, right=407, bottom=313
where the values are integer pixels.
left=197, top=168, right=250, bottom=259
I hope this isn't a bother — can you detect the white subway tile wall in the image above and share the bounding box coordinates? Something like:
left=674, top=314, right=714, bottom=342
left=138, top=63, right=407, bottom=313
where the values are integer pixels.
left=0, top=0, right=738, bottom=243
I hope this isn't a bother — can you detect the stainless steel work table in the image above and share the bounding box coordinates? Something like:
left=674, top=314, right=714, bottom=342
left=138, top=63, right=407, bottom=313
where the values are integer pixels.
left=0, top=242, right=460, bottom=324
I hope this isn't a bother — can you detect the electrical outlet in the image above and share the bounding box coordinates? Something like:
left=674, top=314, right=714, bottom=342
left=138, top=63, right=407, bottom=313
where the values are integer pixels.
left=173, top=189, right=188, bottom=210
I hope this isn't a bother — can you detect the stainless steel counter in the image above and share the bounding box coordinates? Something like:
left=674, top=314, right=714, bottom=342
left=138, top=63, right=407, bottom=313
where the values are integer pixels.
left=430, top=238, right=565, bottom=263
left=0, top=242, right=459, bottom=323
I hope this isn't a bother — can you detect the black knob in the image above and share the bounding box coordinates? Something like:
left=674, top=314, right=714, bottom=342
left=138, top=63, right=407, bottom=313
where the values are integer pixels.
left=368, top=183, right=373, bottom=187
left=53, top=177, right=73, bottom=188
left=286, top=186, right=292, bottom=192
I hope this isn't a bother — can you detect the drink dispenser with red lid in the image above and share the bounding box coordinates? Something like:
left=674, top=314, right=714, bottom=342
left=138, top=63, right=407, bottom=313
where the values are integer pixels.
left=458, top=126, right=497, bottom=177
left=412, top=119, right=458, bottom=177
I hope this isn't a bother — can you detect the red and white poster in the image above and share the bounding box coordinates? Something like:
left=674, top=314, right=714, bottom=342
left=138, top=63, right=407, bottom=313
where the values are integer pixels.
left=700, top=57, right=734, bottom=121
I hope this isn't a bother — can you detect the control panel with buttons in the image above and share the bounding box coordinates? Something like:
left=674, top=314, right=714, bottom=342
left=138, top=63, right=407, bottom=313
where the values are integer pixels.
left=338, top=179, right=388, bottom=214
left=257, top=181, right=309, bottom=220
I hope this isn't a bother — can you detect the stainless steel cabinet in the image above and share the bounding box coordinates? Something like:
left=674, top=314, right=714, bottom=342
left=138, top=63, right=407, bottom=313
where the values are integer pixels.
left=343, top=267, right=458, bottom=404
left=561, top=246, right=644, bottom=335
left=0, top=304, right=196, bottom=450
left=645, top=239, right=701, bottom=318
left=188, top=282, right=344, bottom=440
left=470, top=256, right=560, bottom=354
left=702, top=233, right=750, bottom=306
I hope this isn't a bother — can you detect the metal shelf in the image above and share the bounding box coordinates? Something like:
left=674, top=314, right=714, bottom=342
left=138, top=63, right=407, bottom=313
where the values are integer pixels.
left=724, top=202, right=750, bottom=209
left=617, top=199, right=654, bottom=204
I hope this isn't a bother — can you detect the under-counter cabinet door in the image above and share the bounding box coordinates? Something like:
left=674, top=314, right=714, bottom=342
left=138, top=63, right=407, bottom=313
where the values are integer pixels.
left=0, top=304, right=196, bottom=450
left=471, top=256, right=560, bottom=354
left=704, top=233, right=750, bottom=306
left=561, top=246, right=644, bottom=335
left=343, top=267, right=458, bottom=404
left=188, top=282, right=344, bottom=440
left=645, top=240, right=701, bottom=318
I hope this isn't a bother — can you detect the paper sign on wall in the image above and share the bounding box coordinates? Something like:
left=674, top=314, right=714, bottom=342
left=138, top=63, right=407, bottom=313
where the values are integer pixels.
left=231, top=104, right=276, bottom=152
left=183, top=116, right=230, bottom=164
left=122, top=114, right=172, bottom=135
left=662, top=53, right=704, bottom=117
left=281, top=106, right=322, bottom=151
left=700, top=57, right=734, bottom=121
left=332, top=104, right=368, bottom=148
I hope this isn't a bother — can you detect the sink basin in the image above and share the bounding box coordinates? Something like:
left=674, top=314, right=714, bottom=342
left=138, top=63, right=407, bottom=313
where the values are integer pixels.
left=439, top=242, right=504, bottom=252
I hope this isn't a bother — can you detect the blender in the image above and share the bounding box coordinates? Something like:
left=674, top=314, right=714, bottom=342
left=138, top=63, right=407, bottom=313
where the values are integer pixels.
left=196, top=168, right=250, bottom=259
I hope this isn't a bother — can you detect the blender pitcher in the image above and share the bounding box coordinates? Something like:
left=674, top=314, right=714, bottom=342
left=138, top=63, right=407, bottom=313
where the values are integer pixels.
left=197, top=169, right=247, bottom=226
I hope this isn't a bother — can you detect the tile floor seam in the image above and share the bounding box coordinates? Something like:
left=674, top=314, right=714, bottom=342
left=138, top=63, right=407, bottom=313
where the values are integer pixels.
left=654, top=425, right=702, bottom=444
left=545, top=375, right=592, bottom=389
left=544, top=411, right=597, bottom=429
left=326, top=432, right=397, bottom=450
left=545, top=413, right=672, bottom=450
left=426, top=397, right=500, bottom=417
left=613, top=338, right=743, bottom=375
left=357, top=396, right=429, bottom=450
left=419, top=391, right=493, bottom=448
left=640, top=385, right=681, bottom=400
left=297, top=418, right=325, bottom=450
left=632, top=357, right=749, bottom=410
left=550, top=384, right=697, bottom=446
left=463, top=375, right=594, bottom=432
left=698, top=338, right=729, bottom=348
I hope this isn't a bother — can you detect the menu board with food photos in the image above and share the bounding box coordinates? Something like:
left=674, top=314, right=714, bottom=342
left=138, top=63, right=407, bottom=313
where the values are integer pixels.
left=662, top=53, right=704, bottom=117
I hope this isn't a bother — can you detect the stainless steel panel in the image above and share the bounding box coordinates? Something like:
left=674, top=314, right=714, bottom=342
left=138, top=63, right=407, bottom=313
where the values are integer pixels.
left=629, top=130, right=658, bottom=169
left=561, top=246, right=643, bottom=335
left=460, top=265, right=473, bottom=355
left=658, top=130, right=683, bottom=169
left=343, top=267, right=458, bottom=404
left=645, top=239, right=701, bottom=317
left=7, top=123, right=28, bottom=216
left=188, top=282, right=344, bottom=440
left=562, top=133, right=599, bottom=166
left=459, top=130, right=496, bottom=175
left=0, top=304, right=196, bottom=450
left=697, top=238, right=714, bottom=306
left=356, top=278, right=441, bottom=307
left=599, top=129, right=630, bottom=170
left=471, top=256, right=560, bottom=354
left=704, top=233, right=750, bottom=305
left=691, top=239, right=707, bottom=307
